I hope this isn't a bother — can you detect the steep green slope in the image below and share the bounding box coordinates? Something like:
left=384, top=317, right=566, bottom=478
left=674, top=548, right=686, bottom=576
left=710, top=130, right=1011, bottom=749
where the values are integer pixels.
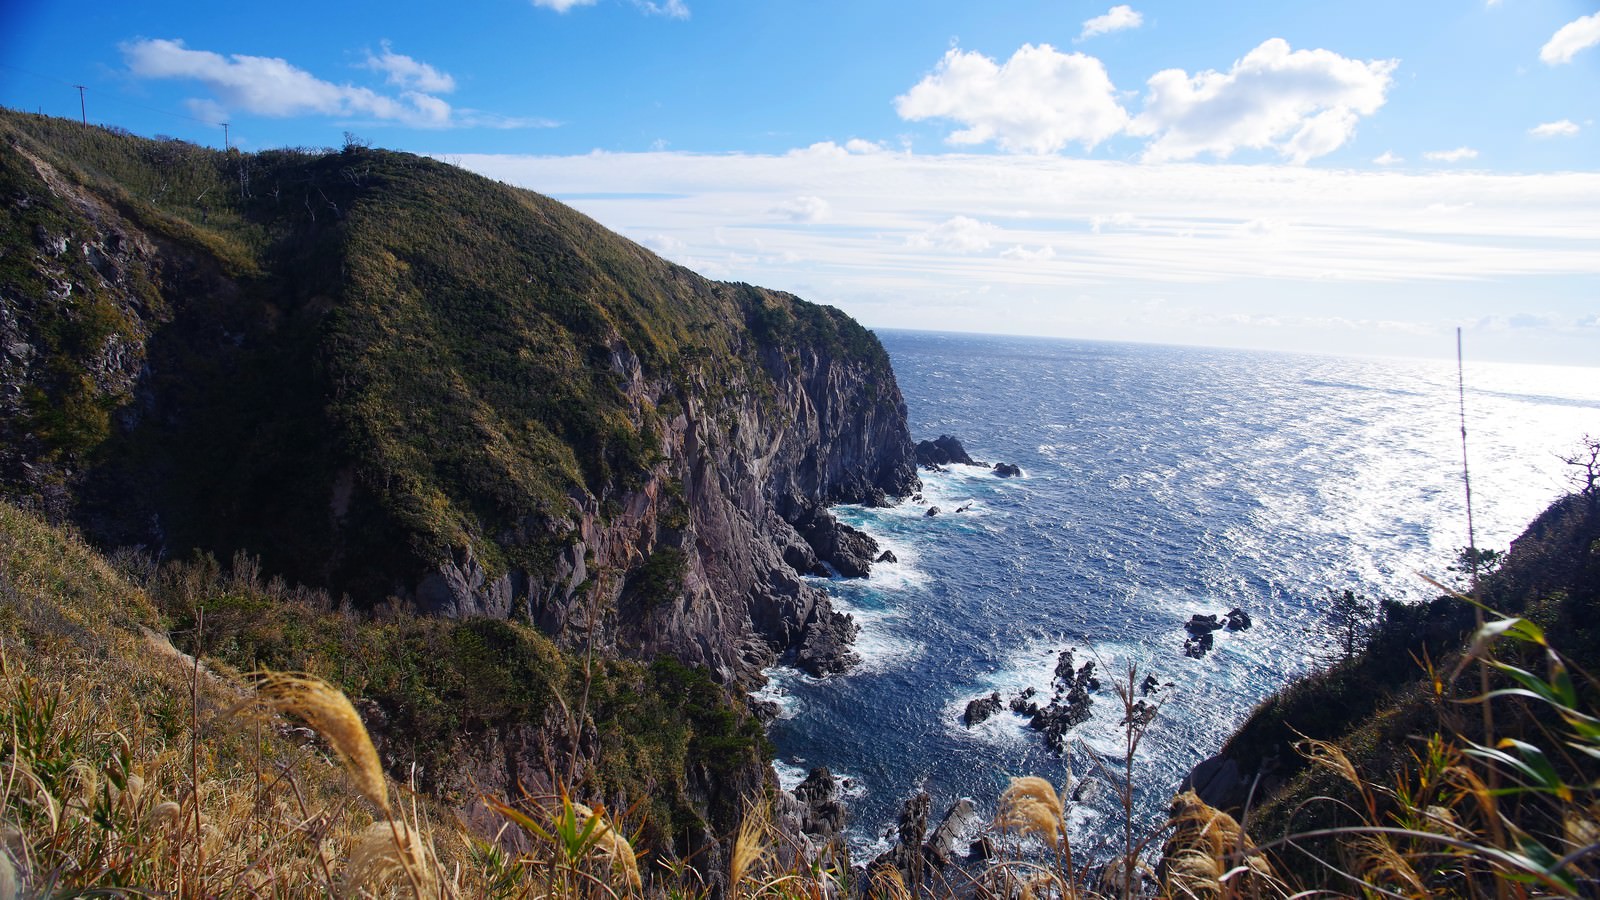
left=0, top=110, right=916, bottom=682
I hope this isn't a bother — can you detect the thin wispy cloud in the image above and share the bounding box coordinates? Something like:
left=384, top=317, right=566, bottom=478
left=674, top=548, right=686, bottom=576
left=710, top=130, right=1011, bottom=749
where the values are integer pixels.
left=1373, top=151, right=1403, bottom=165
left=1540, top=11, right=1600, bottom=64
left=634, top=0, right=690, bottom=17
left=1079, top=5, right=1143, bottom=41
left=362, top=40, right=456, bottom=93
left=121, top=38, right=546, bottom=130
left=1424, top=146, right=1478, bottom=162
left=530, top=0, right=597, bottom=11
left=1529, top=119, right=1580, bottom=138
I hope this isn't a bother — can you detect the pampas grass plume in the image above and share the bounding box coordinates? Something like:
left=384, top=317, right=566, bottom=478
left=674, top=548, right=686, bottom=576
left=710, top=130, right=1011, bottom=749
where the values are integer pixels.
left=343, top=820, right=438, bottom=899
left=253, top=671, right=389, bottom=814
left=729, top=800, right=770, bottom=891
left=571, top=802, right=641, bottom=889
left=996, top=776, right=1065, bottom=843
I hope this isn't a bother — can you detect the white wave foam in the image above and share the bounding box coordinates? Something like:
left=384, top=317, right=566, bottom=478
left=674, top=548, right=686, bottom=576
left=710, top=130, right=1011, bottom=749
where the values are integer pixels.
left=772, top=759, right=808, bottom=791
left=751, top=668, right=805, bottom=720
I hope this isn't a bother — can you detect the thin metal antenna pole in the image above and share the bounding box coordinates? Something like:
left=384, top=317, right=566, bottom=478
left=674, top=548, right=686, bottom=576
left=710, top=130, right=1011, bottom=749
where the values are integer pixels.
left=222, top=122, right=230, bottom=150
left=74, top=84, right=86, bottom=124
left=1457, top=327, right=1478, bottom=585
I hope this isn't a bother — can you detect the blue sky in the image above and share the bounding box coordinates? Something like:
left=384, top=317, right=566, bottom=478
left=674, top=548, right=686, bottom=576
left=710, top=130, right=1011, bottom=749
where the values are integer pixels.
left=3, top=1, right=1598, bottom=364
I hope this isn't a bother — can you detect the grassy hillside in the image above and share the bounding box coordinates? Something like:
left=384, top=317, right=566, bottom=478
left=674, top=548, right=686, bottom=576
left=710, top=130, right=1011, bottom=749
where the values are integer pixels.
left=0, top=109, right=896, bottom=602
left=1208, top=487, right=1600, bottom=893
left=0, top=498, right=772, bottom=894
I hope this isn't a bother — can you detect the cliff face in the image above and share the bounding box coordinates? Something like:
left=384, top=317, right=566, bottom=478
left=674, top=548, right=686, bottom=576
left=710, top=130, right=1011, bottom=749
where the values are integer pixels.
left=0, top=112, right=917, bottom=685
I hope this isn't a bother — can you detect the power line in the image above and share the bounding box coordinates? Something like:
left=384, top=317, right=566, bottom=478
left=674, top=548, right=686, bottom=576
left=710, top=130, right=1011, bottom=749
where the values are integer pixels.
left=0, top=62, right=227, bottom=128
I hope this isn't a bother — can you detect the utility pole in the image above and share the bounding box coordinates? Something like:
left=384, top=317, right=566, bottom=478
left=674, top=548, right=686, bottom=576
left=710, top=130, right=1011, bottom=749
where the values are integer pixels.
left=222, top=122, right=230, bottom=150
left=74, top=85, right=86, bottom=124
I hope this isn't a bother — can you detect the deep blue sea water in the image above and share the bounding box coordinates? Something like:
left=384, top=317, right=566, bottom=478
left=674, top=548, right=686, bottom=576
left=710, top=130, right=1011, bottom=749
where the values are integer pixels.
left=758, top=329, right=1600, bottom=858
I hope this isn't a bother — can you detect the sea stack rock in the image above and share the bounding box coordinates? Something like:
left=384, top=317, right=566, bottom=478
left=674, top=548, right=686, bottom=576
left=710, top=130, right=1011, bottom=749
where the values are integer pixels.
left=992, top=463, right=1022, bottom=478
left=915, top=435, right=979, bottom=468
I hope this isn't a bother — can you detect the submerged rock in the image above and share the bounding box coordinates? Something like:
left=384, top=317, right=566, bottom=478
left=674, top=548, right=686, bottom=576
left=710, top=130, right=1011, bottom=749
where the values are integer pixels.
left=925, top=506, right=941, bottom=518
left=993, top=462, right=1022, bottom=478
left=1225, top=607, right=1253, bottom=631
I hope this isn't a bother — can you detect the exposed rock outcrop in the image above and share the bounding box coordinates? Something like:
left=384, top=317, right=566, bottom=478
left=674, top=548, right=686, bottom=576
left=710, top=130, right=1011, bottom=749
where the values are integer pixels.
left=915, top=435, right=978, bottom=468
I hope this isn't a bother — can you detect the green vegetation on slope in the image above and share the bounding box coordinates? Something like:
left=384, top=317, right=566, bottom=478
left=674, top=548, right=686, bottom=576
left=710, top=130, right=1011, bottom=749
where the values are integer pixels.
left=0, top=109, right=897, bottom=601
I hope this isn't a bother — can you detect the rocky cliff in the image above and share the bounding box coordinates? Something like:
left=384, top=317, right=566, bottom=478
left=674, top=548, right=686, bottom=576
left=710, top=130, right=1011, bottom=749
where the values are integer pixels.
left=0, top=111, right=917, bottom=686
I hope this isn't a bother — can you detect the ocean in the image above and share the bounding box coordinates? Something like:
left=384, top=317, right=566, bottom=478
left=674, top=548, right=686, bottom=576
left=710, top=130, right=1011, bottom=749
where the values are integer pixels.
left=757, top=329, right=1600, bottom=859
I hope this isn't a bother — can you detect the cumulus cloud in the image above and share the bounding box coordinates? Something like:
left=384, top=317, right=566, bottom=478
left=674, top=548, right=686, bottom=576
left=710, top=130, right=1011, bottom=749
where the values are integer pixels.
left=1540, top=12, right=1600, bottom=64
left=1128, top=38, right=1397, bottom=164
left=1373, top=151, right=1404, bottom=165
left=1530, top=119, right=1580, bottom=138
left=909, top=216, right=999, bottom=253
left=531, top=0, right=597, bottom=11
left=362, top=40, right=455, bottom=93
left=123, top=38, right=453, bottom=126
left=895, top=44, right=1128, bottom=153
left=1424, top=147, right=1479, bottom=162
left=1079, top=5, right=1143, bottom=41
left=772, top=195, right=831, bottom=222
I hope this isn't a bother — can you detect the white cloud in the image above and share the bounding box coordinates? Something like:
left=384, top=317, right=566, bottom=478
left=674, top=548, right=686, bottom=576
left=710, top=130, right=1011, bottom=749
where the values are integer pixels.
left=1424, top=147, right=1479, bottom=162
left=362, top=41, right=455, bottom=93
left=1540, top=12, right=1600, bottom=64
left=449, top=148, right=1600, bottom=363
left=123, top=38, right=452, bottom=126
left=1373, top=150, right=1404, bottom=165
left=845, top=138, right=887, bottom=154
left=895, top=44, right=1128, bottom=153
left=1079, top=5, right=1143, bottom=41
left=634, top=0, right=690, bottom=17
left=1530, top=119, right=1580, bottom=138
left=1090, top=212, right=1136, bottom=233
left=121, top=38, right=547, bottom=131
left=531, top=0, right=597, bottom=11
left=1001, top=244, right=1057, bottom=261
left=909, top=216, right=1000, bottom=253
left=772, top=195, right=831, bottom=222
left=1129, top=38, right=1397, bottom=164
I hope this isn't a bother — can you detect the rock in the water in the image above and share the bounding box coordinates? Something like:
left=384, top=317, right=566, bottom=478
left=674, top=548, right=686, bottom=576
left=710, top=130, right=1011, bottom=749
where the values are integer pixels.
left=792, top=767, right=848, bottom=839
left=1119, top=699, right=1158, bottom=728
left=1009, top=686, right=1039, bottom=715
left=749, top=697, right=782, bottom=722
left=876, top=549, right=898, bottom=563
left=1225, top=607, right=1253, bottom=631
left=963, top=692, right=1004, bottom=727
left=792, top=607, right=860, bottom=676
left=925, top=506, right=940, bottom=518
left=924, top=798, right=980, bottom=867
left=1182, top=630, right=1215, bottom=659
left=992, top=462, right=1022, bottom=478
left=915, top=434, right=978, bottom=468
left=954, top=503, right=972, bottom=513
left=1185, top=614, right=1224, bottom=635
left=794, top=507, right=880, bottom=578
left=1029, top=650, right=1098, bottom=753
left=1140, top=674, right=1160, bottom=696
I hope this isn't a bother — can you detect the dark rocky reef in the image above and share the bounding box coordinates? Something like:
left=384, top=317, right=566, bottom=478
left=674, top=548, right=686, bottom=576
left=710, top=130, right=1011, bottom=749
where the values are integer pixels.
left=915, top=434, right=977, bottom=468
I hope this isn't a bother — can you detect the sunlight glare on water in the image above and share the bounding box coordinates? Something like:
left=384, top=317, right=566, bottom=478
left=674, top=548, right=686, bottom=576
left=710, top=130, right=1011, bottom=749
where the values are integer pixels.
left=762, top=330, right=1600, bottom=857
